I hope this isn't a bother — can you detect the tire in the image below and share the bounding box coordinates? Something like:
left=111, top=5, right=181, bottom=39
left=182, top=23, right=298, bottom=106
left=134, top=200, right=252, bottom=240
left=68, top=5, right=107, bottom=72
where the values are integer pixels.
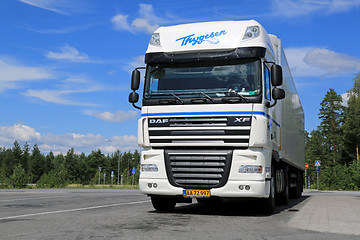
left=277, top=170, right=289, bottom=205
left=151, top=197, right=176, bottom=212
left=290, top=170, right=303, bottom=199
left=262, top=167, right=276, bottom=214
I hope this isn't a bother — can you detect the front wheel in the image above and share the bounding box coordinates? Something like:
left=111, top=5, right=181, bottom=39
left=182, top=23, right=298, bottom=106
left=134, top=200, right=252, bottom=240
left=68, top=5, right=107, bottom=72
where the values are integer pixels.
left=262, top=168, right=276, bottom=214
left=151, top=197, right=176, bottom=212
left=277, top=170, right=289, bottom=205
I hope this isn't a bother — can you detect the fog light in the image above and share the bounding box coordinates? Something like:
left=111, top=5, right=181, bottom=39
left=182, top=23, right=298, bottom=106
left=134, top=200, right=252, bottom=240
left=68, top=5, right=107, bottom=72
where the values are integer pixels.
left=147, top=183, right=152, bottom=188
left=239, top=185, right=244, bottom=190
left=245, top=185, right=251, bottom=191
left=153, top=183, right=158, bottom=188
left=239, top=165, right=263, bottom=174
left=141, top=164, right=158, bottom=172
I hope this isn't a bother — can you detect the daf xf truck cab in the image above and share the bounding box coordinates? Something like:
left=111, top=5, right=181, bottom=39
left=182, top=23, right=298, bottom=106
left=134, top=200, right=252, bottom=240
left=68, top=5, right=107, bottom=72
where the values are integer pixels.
left=129, top=20, right=304, bottom=213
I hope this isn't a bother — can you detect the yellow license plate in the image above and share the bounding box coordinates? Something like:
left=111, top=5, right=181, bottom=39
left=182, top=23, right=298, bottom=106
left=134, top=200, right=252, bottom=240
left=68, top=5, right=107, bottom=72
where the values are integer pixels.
left=183, top=189, right=210, bottom=198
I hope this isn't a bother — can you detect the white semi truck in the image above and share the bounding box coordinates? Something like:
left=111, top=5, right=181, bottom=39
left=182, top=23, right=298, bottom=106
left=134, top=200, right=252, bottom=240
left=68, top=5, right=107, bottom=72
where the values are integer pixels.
left=129, top=20, right=304, bottom=213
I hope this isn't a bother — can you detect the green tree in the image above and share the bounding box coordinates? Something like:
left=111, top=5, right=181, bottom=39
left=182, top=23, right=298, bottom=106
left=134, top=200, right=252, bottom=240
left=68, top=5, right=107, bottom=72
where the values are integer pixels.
left=12, top=141, right=22, bottom=167
left=37, top=164, right=69, bottom=188
left=77, top=152, right=90, bottom=184
left=343, top=73, right=360, bottom=163
left=21, top=143, right=30, bottom=175
left=44, top=151, right=55, bottom=174
left=305, top=128, right=327, bottom=187
left=28, top=144, right=45, bottom=183
left=64, top=148, right=79, bottom=182
left=318, top=88, right=344, bottom=165
left=9, top=163, right=28, bottom=188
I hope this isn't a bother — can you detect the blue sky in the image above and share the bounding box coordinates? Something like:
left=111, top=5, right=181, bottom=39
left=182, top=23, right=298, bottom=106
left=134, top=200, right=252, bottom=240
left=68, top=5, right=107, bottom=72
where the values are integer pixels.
left=1, top=0, right=360, bottom=154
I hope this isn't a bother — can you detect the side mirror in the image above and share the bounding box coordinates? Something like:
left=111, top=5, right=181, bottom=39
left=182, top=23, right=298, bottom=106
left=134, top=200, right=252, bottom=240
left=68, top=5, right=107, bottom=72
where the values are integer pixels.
left=271, top=64, right=283, bottom=87
left=272, top=88, right=285, bottom=100
left=128, top=91, right=139, bottom=103
left=131, top=69, right=141, bottom=90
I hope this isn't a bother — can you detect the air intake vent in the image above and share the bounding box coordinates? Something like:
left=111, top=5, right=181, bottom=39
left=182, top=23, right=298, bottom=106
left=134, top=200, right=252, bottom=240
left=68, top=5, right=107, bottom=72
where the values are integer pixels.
left=165, top=149, right=233, bottom=189
left=148, top=116, right=251, bottom=147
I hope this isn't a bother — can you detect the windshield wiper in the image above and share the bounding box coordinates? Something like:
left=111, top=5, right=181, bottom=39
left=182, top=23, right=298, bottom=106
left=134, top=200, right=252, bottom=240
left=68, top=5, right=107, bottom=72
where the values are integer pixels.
left=187, top=91, right=215, bottom=103
left=227, top=89, right=249, bottom=103
left=199, top=92, right=215, bottom=103
left=170, top=93, right=184, bottom=104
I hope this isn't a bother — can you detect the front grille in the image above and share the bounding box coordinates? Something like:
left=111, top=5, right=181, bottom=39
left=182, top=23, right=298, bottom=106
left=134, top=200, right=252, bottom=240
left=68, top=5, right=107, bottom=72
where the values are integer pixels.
left=148, top=116, right=251, bottom=147
left=165, top=149, right=233, bottom=189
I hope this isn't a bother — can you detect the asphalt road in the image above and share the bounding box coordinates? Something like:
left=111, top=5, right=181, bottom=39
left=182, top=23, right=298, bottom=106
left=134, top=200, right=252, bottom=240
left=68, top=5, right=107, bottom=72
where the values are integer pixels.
left=0, top=189, right=359, bottom=240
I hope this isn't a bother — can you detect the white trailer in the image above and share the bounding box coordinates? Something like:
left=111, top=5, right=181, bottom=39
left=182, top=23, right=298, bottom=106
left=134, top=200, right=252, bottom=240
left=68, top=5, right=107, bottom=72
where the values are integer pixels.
left=129, top=20, right=304, bottom=213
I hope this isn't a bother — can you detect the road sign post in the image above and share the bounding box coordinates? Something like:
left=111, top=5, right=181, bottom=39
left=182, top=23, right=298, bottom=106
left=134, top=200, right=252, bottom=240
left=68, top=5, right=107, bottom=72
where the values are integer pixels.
left=315, top=161, right=321, bottom=190
left=305, top=163, right=309, bottom=189
left=111, top=171, right=114, bottom=185
left=317, top=167, right=320, bottom=190
left=132, top=167, right=135, bottom=185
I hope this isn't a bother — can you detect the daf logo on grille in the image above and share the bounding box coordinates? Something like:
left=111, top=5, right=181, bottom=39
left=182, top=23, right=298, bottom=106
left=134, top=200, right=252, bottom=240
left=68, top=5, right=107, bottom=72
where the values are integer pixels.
left=234, top=117, right=250, bottom=123
left=149, top=119, right=169, bottom=124
left=228, top=116, right=252, bottom=126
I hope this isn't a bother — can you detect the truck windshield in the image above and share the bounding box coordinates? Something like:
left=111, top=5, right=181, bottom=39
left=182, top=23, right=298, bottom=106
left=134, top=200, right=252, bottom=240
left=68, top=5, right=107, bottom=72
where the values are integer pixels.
left=144, top=59, right=261, bottom=99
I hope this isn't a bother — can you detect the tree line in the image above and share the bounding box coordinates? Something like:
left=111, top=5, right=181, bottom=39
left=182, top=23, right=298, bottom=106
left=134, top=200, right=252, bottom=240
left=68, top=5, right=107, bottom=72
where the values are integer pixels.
left=1, top=74, right=360, bottom=190
left=0, top=144, right=140, bottom=188
left=306, top=73, right=360, bottom=190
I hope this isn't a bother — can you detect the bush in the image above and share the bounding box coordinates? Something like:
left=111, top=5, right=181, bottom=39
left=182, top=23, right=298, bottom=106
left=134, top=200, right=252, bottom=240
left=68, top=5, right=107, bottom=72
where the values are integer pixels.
left=9, top=164, right=28, bottom=188
left=37, top=165, right=69, bottom=188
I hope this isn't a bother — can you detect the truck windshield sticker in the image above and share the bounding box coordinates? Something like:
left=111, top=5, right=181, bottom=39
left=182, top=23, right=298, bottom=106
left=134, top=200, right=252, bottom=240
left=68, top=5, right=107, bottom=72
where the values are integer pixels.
left=176, top=30, right=227, bottom=46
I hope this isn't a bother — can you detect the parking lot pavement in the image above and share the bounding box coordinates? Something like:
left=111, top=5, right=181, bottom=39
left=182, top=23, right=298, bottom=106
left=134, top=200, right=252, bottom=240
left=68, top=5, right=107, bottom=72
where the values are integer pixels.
left=288, top=190, right=360, bottom=236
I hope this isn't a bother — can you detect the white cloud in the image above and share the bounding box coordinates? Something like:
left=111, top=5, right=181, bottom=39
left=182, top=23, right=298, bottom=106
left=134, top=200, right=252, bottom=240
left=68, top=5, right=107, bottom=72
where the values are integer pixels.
left=46, top=45, right=91, bottom=62
left=84, top=110, right=138, bottom=122
left=305, top=48, right=360, bottom=75
left=23, top=89, right=97, bottom=106
left=271, top=0, right=360, bottom=18
left=285, top=47, right=360, bottom=77
left=132, top=18, right=159, bottom=35
left=341, top=92, right=350, bottom=106
left=0, top=123, right=138, bottom=154
left=111, top=14, right=133, bottom=32
left=23, top=75, right=104, bottom=106
left=0, top=124, right=41, bottom=144
left=19, top=0, right=92, bottom=15
left=124, top=55, right=145, bottom=73
left=0, top=56, right=53, bottom=92
left=111, top=4, right=160, bottom=34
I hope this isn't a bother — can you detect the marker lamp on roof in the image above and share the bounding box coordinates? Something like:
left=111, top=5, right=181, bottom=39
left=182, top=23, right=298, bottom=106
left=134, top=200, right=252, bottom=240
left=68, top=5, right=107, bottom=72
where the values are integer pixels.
left=243, top=26, right=260, bottom=40
left=150, top=33, right=161, bottom=46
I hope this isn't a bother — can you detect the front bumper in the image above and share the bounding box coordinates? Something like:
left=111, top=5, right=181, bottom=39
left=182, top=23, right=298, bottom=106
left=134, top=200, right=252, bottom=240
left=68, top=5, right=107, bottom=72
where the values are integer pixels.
left=140, top=148, right=272, bottom=199
left=140, top=178, right=270, bottom=198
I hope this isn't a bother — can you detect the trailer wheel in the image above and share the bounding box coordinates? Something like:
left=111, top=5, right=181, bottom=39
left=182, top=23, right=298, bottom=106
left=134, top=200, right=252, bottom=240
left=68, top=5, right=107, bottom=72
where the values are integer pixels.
left=290, top=170, right=303, bottom=199
left=151, top=197, right=176, bottom=212
left=262, top=167, right=276, bottom=213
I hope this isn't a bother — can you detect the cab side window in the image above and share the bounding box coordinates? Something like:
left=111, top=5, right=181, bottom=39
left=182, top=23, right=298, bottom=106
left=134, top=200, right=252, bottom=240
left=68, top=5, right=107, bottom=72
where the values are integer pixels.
left=264, top=64, right=271, bottom=100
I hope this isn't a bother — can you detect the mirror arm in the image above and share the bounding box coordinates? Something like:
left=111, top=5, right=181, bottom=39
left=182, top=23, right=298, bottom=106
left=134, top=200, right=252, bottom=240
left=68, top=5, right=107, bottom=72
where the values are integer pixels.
left=135, top=67, right=146, bottom=71
left=132, top=102, right=141, bottom=110
left=266, top=99, right=277, bottom=108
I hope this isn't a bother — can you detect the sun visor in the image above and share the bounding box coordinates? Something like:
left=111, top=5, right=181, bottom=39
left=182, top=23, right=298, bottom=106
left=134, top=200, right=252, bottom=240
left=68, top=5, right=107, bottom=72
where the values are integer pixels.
left=145, top=47, right=266, bottom=64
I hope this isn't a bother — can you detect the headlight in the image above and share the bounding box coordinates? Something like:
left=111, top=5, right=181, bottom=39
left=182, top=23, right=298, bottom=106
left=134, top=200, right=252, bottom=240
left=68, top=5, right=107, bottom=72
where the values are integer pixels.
left=242, top=26, right=260, bottom=40
left=239, top=165, right=263, bottom=174
left=141, top=164, right=158, bottom=172
left=150, top=33, right=161, bottom=46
